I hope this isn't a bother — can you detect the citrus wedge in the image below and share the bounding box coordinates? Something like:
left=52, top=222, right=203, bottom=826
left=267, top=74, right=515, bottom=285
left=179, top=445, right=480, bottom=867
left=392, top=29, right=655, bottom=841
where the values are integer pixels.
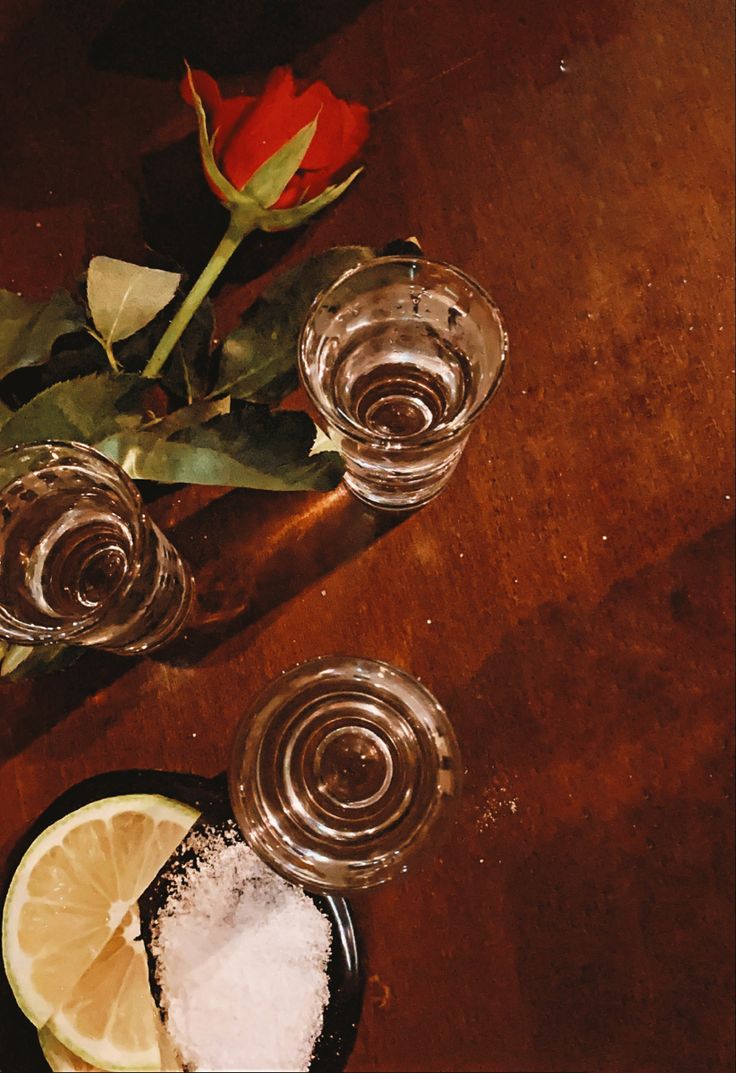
left=39, top=1008, right=183, bottom=1073
left=48, top=904, right=160, bottom=1071
left=38, top=1026, right=101, bottom=1072
left=156, top=1019, right=183, bottom=1072
left=2, top=794, right=199, bottom=1032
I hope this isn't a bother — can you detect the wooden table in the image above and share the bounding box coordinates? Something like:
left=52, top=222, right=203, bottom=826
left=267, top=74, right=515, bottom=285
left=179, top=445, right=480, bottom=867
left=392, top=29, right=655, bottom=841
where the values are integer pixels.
left=1, top=1, right=733, bottom=1070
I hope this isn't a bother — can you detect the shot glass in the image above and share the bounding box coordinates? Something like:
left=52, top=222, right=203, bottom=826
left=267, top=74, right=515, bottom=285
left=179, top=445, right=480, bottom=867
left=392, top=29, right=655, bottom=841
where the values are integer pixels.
left=228, top=656, right=462, bottom=893
left=0, top=441, right=193, bottom=654
left=299, top=256, right=508, bottom=510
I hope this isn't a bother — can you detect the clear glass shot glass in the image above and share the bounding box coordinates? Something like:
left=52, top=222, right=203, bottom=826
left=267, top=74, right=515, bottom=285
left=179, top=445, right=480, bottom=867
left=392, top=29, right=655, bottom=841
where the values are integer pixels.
left=299, top=256, right=508, bottom=510
left=0, top=441, right=193, bottom=654
left=228, top=655, right=462, bottom=893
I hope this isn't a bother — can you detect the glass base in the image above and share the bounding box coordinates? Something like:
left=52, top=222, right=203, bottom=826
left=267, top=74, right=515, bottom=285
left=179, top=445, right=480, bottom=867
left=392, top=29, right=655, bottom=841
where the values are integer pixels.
left=342, top=453, right=463, bottom=512
left=98, top=571, right=195, bottom=655
left=342, top=473, right=443, bottom=512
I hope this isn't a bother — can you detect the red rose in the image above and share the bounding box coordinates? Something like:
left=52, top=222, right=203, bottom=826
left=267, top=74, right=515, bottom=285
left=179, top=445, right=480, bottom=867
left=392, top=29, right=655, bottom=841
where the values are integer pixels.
left=182, top=68, right=369, bottom=209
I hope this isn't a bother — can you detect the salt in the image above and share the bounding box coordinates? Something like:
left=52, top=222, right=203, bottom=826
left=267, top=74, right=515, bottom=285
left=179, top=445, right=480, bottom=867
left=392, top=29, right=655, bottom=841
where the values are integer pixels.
left=151, top=825, right=331, bottom=1073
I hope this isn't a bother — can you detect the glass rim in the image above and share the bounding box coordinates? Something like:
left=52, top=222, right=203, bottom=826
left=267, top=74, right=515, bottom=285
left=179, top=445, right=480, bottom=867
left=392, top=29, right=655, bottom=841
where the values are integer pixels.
left=230, top=652, right=455, bottom=716
left=0, top=439, right=142, bottom=500
left=228, top=653, right=462, bottom=893
left=298, top=254, right=509, bottom=448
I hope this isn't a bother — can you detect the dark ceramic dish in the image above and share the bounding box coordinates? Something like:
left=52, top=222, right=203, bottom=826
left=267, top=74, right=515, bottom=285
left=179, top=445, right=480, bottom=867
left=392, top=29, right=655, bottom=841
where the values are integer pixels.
left=0, top=769, right=363, bottom=1073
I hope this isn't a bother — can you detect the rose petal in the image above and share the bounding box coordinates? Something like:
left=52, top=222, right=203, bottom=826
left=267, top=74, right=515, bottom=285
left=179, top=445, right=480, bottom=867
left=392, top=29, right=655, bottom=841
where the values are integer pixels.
left=274, top=173, right=312, bottom=209
left=183, top=66, right=369, bottom=202
left=180, top=68, right=222, bottom=112
left=220, top=67, right=316, bottom=190
left=297, top=82, right=345, bottom=171
left=213, top=96, right=257, bottom=154
left=277, top=99, right=369, bottom=206
left=181, top=69, right=257, bottom=166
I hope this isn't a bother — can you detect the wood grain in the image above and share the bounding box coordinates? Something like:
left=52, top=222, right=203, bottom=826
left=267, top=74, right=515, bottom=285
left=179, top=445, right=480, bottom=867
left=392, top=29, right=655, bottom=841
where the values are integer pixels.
left=0, top=1, right=733, bottom=1070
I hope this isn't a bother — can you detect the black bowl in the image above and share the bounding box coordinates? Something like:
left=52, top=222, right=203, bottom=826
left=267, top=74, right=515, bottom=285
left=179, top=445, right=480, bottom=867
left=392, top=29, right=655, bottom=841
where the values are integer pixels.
left=0, top=769, right=363, bottom=1073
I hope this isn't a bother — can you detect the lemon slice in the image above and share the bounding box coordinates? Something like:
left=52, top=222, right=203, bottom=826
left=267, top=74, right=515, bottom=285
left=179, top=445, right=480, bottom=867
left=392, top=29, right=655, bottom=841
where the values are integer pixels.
left=38, top=1026, right=101, bottom=1072
left=39, top=1014, right=183, bottom=1073
left=48, top=904, right=160, bottom=1071
left=2, top=794, right=199, bottom=1032
left=156, top=1020, right=183, bottom=1072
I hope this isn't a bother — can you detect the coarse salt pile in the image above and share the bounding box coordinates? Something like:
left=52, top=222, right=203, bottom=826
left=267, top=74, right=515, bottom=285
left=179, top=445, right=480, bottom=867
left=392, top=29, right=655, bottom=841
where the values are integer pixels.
left=151, top=823, right=331, bottom=1073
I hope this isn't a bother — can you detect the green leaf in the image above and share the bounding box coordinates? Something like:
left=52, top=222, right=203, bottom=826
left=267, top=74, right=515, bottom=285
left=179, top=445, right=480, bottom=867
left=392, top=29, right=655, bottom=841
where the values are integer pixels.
left=109, top=296, right=215, bottom=402
left=0, top=372, right=146, bottom=451
left=217, top=245, right=375, bottom=404
left=98, top=400, right=343, bottom=491
left=310, top=425, right=340, bottom=455
left=0, top=642, right=81, bottom=680
left=160, top=298, right=215, bottom=403
left=8, top=338, right=109, bottom=401
left=243, top=118, right=318, bottom=208
left=0, top=398, right=11, bottom=427
left=259, top=168, right=363, bottom=232
left=0, top=371, right=341, bottom=491
left=86, top=257, right=181, bottom=346
left=0, top=289, right=86, bottom=381
left=146, top=395, right=231, bottom=435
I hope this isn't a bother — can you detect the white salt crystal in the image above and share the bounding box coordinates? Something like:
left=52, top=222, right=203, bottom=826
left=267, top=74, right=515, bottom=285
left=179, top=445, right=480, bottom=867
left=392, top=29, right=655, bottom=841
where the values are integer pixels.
left=152, top=826, right=331, bottom=1073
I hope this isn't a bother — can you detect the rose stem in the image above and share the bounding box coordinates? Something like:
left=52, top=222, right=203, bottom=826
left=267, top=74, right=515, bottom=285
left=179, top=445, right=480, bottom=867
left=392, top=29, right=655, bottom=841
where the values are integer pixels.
left=143, top=215, right=251, bottom=379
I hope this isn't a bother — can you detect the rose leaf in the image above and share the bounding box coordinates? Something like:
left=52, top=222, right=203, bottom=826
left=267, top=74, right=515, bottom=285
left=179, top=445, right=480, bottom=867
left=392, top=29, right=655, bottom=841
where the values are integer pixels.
left=0, top=642, right=81, bottom=681
left=216, top=244, right=375, bottom=405
left=0, top=289, right=86, bottom=381
left=109, top=296, right=215, bottom=403
left=0, top=372, right=148, bottom=452
left=98, top=400, right=343, bottom=491
left=86, top=257, right=181, bottom=346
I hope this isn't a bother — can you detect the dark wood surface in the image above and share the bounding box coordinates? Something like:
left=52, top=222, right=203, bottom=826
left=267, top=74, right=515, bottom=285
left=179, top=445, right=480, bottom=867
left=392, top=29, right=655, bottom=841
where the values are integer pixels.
left=1, top=1, right=734, bottom=1071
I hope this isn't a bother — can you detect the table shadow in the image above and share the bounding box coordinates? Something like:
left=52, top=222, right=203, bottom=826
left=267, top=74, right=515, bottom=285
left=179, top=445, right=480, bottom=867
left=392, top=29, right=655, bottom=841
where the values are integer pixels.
left=88, top=0, right=377, bottom=79
left=158, top=484, right=406, bottom=667
left=0, top=486, right=407, bottom=763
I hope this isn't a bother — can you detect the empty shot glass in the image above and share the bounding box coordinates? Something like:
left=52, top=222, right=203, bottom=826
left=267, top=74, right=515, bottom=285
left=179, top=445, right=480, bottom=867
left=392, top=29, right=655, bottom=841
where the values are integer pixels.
left=229, top=656, right=462, bottom=893
left=299, top=256, right=508, bottom=510
left=0, top=441, right=193, bottom=654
